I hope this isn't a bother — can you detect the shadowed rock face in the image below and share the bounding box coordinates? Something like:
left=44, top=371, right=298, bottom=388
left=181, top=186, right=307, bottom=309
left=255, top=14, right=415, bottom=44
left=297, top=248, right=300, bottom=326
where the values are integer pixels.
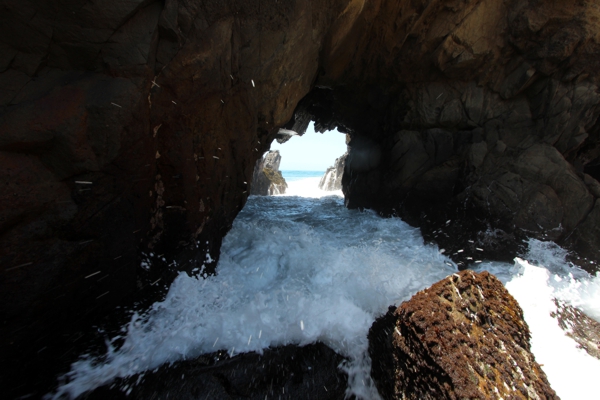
left=299, top=0, right=600, bottom=271
left=2, top=0, right=600, bottom=397
left=1, top=1, right=344, bottom=396
left=368, top=270, right=558, bottom=400
left=84, top=343, right=347, bottom=400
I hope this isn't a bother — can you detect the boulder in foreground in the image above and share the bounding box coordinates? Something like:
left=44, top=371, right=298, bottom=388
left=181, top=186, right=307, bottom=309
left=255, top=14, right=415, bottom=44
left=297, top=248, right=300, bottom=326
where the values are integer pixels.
left=369, top=270, right=558, bottom=400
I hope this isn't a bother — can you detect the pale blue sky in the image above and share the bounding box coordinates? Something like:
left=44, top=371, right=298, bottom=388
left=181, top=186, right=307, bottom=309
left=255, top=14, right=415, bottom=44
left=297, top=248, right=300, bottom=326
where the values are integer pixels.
left=270, top=122, right=347, bottom=171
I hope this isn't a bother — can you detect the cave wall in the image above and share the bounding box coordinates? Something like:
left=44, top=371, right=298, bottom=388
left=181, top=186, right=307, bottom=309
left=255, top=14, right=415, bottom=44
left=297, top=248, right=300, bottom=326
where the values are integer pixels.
left=0, top=0, right=347, bottom=395
left=2, top=0, right=600, bottom=396
left=304, top=0, right=600, bottom=267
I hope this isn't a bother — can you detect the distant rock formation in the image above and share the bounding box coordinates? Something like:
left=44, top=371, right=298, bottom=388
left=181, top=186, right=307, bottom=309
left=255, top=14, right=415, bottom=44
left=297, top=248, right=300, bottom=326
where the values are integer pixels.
left=251, top=151, right=288, bottom=196
left=319, top=153, right=347, bottom=191
left=369, top=270, right=557, bottom=400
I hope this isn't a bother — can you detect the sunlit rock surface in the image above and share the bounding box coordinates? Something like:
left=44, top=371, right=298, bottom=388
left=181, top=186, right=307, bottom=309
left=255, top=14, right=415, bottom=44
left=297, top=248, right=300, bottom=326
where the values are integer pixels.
left=319, top=153, right=347, bottom=191
left=369, top=270, right=558, bottom=400
left=251, top=150, right=287, bottom=196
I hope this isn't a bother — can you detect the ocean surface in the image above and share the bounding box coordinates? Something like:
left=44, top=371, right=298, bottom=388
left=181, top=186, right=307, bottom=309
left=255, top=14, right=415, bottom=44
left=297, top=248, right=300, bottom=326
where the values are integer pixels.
left=281, top=170, right=325, bottom=182
left=53, top=176, right=600, bottom=399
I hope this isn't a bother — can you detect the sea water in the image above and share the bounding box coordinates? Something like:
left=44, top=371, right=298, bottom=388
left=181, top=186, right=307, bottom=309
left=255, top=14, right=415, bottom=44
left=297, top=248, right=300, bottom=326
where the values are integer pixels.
left=281, top=170, right=337, bottom=197
left=281, top=170, right=325, bottom=182
left=52, top=177, right=600, bottom=399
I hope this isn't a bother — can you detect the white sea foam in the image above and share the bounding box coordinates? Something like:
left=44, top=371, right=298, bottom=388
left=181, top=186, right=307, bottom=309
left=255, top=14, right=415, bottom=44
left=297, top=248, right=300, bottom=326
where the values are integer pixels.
left=504, top=259, right=600, bottom=399
left=51, top=194, right=454, bottom=399
left=52, top=180, right=600, bottom=399
left=473, top=240, right=600, bottom=400
left=280, top=176, right=343, bottom=198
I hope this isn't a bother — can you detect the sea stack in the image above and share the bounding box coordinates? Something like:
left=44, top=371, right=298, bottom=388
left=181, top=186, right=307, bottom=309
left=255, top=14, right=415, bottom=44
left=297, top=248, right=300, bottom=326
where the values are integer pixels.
left=319, top=153, right=347, bottom=191
left=250, top=150, right=288, bottom=196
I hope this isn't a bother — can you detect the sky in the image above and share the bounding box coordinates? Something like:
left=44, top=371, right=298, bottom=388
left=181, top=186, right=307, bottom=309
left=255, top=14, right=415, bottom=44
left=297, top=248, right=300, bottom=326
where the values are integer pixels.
left=269, top=122, right=347, bottom=171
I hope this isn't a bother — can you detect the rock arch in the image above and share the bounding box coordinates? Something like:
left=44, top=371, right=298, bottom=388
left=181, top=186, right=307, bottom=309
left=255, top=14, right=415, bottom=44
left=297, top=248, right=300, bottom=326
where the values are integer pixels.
left=2, top=0, right=600, bottom=396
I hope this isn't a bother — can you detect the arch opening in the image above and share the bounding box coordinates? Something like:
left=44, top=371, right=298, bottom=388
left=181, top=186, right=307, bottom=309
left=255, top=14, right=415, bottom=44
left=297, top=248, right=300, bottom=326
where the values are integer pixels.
left=266, top=121, right=348, bottom=196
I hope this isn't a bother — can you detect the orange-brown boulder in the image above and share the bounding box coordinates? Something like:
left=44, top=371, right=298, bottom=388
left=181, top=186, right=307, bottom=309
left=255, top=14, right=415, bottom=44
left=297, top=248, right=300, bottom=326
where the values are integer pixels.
left=369, top=270, right=558, bottom=399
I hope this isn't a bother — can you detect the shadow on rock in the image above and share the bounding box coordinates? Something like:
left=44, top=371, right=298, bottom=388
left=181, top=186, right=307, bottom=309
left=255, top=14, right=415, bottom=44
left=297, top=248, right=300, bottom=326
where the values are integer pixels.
left=82, top=343, right=347, bottom=400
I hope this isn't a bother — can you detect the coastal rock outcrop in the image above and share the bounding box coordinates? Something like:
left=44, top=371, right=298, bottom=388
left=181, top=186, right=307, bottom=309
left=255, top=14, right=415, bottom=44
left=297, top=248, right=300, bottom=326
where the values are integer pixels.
left=369, top=270, right=558, bottom=400
left=250, top=150, right=287, bottom=196
left=319, top=153, right=347, bottom=191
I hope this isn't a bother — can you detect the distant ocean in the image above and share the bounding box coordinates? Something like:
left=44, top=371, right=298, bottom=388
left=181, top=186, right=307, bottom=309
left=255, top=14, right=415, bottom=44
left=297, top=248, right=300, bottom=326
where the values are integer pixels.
left=280, top=170, right=324, bottom=182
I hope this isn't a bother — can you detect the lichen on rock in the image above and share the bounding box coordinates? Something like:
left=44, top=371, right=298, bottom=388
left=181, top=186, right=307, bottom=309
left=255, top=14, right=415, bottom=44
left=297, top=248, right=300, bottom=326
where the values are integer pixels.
left=369, top=270, right=558, bottom=400
left=553, top=299, right=600, bottom=360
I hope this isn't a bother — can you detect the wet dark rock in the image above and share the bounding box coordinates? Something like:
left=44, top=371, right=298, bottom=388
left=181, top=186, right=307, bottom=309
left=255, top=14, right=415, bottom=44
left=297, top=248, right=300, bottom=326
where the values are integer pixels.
left=346, top=136, right=381, bottom=173
left=250, top=150, right=287, bottom=196
left=319, top=153, right=347, bottom=191
left=336, top=79, right=600, bottom=273
left=83, top=343, right=347, bottom=400
left=369, top=270, right=558, bottom=400
left=417, top=205, right=529, bottom=270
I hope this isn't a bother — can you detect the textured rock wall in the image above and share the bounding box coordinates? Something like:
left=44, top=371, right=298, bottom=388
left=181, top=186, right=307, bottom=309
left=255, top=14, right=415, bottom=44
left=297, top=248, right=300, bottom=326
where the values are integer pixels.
left=0, top=0, right=347, bottom=396
left=369, top=270, right=558, bottom=399
left=299, top=0, right=600, bottom=270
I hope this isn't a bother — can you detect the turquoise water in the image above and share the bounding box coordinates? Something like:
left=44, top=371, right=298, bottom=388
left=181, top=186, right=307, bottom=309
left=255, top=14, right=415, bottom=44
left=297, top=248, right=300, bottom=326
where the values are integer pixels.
left=281, top=170, right=324, bottom=182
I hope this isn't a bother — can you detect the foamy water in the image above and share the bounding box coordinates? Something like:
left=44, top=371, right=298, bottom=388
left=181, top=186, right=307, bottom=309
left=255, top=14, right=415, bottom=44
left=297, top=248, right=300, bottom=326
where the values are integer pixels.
left=477, top=240, right=600, bottom=399
left=51, top=178, right=600, bottom=399
left=280, top=172, right=343, bottom=198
